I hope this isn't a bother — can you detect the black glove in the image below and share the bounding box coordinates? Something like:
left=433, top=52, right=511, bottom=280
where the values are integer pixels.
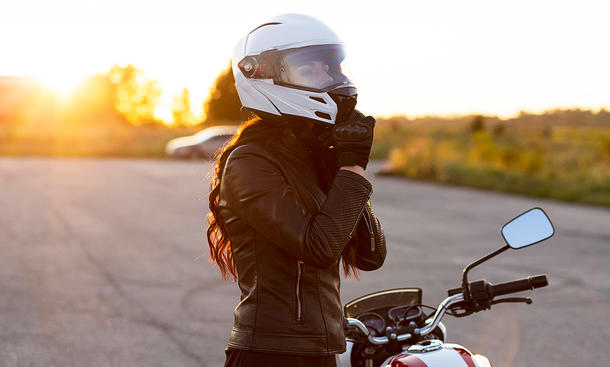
left=333, top=110, right=376, bottom=169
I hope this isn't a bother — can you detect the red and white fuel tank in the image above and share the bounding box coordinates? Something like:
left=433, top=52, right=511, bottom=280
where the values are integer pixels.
left=381, top=340, right=491, bottom=367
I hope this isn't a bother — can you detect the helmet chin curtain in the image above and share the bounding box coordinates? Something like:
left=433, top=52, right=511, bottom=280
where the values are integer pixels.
left=329, top=87, right=357, bottom=123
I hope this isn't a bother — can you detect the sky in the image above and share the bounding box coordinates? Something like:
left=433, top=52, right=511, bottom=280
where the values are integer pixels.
left=1, top=0, right=609, bottom=122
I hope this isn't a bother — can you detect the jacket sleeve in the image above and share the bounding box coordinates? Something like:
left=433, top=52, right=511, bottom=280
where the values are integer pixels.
left=349, top=201, right=387, bottom=271
left=219, top=145, right=372, bottom=269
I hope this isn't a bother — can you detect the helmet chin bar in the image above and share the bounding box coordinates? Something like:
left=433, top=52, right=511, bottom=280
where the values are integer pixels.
left=247, top=79, right=344, bottom=125
left=329, top=87, right=357, bottom=124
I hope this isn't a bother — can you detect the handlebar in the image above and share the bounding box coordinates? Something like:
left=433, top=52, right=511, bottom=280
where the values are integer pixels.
left=488, top=274, right=548, bottom=298
left=346, top=274, right=549, bottom=345
left=414, top=293, right=464, bottom=336
left=345, top=318, right=412, bottom=345
left=469, top=274, right=548, bottom=304
left=347, top=293, right=465, bottom=343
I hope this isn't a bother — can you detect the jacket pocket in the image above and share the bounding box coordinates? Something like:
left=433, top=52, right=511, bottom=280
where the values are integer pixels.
left=296, top=260, right=304, bottom=322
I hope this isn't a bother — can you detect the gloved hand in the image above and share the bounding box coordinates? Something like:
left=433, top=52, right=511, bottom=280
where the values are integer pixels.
left=333, top=110, right=376, bottom=170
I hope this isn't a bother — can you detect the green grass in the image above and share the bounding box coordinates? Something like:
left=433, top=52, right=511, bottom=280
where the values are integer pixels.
left=374, top=110, right=610, bottom=207
left=0, top=122, right=201, bottom=158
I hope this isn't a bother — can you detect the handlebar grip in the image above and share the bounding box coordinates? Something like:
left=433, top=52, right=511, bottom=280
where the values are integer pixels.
left=489, top=274, right=548, bottom=298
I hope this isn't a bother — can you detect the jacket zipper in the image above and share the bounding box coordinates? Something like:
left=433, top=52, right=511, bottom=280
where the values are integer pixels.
left=296, top=260, right=303, bottom=321
left=348, top=197, right=371, bottom=239
left=361, top=201, right=376, bottom=251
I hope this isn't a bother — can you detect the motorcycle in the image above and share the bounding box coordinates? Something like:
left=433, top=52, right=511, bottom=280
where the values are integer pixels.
left=337, top=207, right=555, bottom=367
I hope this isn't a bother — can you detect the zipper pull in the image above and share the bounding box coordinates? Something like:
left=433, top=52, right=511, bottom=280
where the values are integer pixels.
left=296, top=260, right=303, bottom=321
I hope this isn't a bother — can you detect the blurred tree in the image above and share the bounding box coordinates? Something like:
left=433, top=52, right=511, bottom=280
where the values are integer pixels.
left=203, top=62, right=250, bottom=124
left=108, top=64, right=161, bottom=125
left=492, top=122, right=506, bottom=138
left=542, top=125, right=552, bottom=138
left=470, top=115, right=485, bottom=133
left=598, top=108, right=610, bottom=123
left=63, top=74, right=125, bottom=125
left=171, top=88, right=198, bottom=126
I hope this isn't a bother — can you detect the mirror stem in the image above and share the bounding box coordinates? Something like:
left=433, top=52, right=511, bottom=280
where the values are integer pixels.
left=461, top=245, right=510, bottom=299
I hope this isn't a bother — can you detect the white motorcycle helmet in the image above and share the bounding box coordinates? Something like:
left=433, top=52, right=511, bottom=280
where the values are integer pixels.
left=233, top=14, right=357, bottom=126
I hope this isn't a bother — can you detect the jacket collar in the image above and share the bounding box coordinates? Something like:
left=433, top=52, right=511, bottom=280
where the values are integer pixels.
left=275, top=128, right=312, bottom=161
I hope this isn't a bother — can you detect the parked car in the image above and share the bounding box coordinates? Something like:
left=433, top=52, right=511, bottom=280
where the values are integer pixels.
left=165, top=125, right=239, bottom=159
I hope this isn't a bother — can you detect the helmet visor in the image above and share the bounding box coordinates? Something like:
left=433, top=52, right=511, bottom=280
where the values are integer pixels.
left=237, top=44, right=352, bottom=92
left=278, top=44, right=351, bottom=91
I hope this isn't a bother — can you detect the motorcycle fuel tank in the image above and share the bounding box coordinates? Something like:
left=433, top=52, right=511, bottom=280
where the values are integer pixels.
left=381, top=341, right=491, bottom=367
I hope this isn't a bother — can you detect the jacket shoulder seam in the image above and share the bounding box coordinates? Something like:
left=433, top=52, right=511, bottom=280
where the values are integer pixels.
left=228, top=143, right=276, bottom=162
left=226, top=143, right=285, bottom=178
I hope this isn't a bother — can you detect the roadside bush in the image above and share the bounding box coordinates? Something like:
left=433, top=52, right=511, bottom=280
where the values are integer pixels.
left=377, top=110, right=610, bottom=206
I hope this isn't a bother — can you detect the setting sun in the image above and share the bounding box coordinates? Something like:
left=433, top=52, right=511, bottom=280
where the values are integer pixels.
left=39, top=73, right=85, bottom=99
left=1, top=0, right=609, bottom=121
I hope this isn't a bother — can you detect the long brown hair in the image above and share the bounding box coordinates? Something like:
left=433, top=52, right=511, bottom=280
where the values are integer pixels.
left=206, top=117, right=360, bottom=281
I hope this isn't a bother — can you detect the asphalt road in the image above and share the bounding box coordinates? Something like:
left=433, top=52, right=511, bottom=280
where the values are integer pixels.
left=1, top=158, right=608, bottom=367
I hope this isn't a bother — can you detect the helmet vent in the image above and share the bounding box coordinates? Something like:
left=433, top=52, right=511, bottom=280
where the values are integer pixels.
left=309, top=96, right=327, bottom=104
left=315, top=111, right=331, bottom=120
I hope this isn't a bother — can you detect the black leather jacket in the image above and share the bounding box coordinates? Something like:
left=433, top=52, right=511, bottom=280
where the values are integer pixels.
left=218, top=131, right=386, bottom=356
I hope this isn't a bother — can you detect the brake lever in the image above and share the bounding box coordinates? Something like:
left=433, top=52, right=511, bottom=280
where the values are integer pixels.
left=490, top=297, right=532, bottom=305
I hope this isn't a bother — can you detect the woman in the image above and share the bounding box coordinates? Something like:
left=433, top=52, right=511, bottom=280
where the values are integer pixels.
left=206, top=14, right=387, bottom=367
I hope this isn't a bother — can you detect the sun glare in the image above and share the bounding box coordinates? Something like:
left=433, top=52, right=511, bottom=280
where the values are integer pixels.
left=40, top=73, right=85, bottom=99
left=33, top=65, right=205, bottom=125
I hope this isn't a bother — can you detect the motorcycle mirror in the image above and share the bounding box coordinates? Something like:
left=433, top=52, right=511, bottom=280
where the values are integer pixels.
left=459, top=207, right=554, bottom=297
left=501, top=208, right=554, bottom=249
